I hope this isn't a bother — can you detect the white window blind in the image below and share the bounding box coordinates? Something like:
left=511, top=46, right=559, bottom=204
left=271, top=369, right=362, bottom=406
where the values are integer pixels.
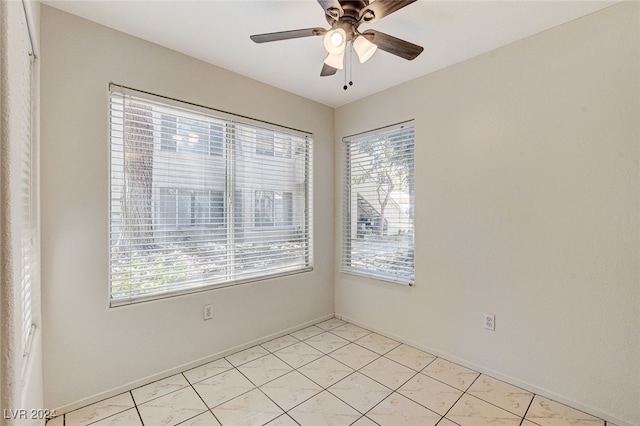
left=109, top=86, right=313, bottom=306
left=19, top=4, right=37, bottom=364
left=342, top=122, right=415, bottom=284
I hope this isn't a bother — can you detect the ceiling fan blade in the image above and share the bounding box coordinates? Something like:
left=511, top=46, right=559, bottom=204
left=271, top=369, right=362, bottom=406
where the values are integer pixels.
left=359, top=0, right=417, bottom=23
left=317, top=0, right=343, bottom=19
left=320, top=63, right=337, bottom=77
left=363, top=29, right=423, bottom=60
left=250, top=28, right=326, bottom=43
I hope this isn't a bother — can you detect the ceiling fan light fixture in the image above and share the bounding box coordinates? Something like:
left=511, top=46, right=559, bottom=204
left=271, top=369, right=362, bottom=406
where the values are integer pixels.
left=353, top=34, right=378, bottom=63
left=323, top=28, right=346, bottom=55
left=324, top=51, right=345, bottom=70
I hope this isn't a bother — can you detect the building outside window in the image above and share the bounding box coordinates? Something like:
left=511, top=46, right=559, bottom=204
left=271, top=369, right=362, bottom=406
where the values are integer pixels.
left=255, top=191, right=293, bottom=227
left=108, top=85, right=313, bottom=306
left=255, top=128, right=292, bottom=158
left=342, top=121, right=415, bottom=285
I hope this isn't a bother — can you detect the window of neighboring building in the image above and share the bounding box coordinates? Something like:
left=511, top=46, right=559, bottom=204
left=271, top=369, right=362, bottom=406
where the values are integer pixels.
left=108, top=85, right=313, bottom=306
left=342, top=121, right=415, bottom=285
left=159, top=188, right=225, bottom=227
left=255, top=128, right=292, bottom=158
left=160, top=115, right=224, bottom=157
left=255, top=191, right=293, bottom=227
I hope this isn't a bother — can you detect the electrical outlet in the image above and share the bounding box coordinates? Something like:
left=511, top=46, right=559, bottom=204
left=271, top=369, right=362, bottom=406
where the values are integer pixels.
left=203, top=304, right=214, bottom=320
left=483, top=313, right=495, bottom=331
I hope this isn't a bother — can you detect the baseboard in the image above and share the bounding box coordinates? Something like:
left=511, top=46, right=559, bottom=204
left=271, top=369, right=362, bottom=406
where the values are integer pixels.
left=337, top=314, right=634, bottom=426
left=53, top=313, right=335, bottom=415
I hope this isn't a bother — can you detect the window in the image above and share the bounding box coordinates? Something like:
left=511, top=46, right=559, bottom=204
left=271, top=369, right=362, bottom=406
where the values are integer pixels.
left=255, top=128, right=292, bottom=158
left=255, top=191, right=293, bottom=227
left=109, top=85, right=313, bottom=306
left=159, top=188, right=224, bottom=227
left=255, top=190, right=275, bottom=227
left=342, top=122, right=415, bottom=284
left=160, top=115, right=223, bottom=156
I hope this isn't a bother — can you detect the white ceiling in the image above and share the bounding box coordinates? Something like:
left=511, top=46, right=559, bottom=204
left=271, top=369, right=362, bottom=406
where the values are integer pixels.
left=43, top=0, right=617, bottom=108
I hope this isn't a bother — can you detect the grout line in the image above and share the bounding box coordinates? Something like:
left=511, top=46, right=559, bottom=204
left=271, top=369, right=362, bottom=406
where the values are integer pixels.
left=521, top=394, right=537, bottom=425
left=64, top=319, right=610, bottom=426
left=181, top=372, right=215, bottom=425
left=463, top=377, right=535, bottom=419
left=129, top=391, right=144, bottom=426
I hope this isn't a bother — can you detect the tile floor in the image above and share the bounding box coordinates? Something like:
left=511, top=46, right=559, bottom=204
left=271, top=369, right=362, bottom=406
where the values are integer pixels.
left=48, top=318, right=615, bottom=426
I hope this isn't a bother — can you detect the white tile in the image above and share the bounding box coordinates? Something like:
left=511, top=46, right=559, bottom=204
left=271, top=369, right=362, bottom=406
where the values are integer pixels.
left=298, top=356, right=354, bottom=388
left=467, top=374, right=533, bottom=417
left=237, top=354, right=293, bottom=386
left=398, top=373, right=463, bottom=415
left=316, top=318, right=347, bottom=331
left=176, top=412, right=221, bottom=426
left=289, top=391, right=361, bottom=426
left=329, top=343, right=380, bottom=370
left=351, top=417, right=379, bottom=426
left=329, top=324, right=372, bottom=341
left=264, top=414, right=299, bottom=426
left=328, top=372, right=392, bottom=413
left=525, top=395, right=604, bottom=426
left=137, top=387, right=208, bottom=426
left=225, top=346, right=270, bottom=367
left=212, top=389, right=283, bottom=426
left=183, top=359, right=233, bottom=384
left=192, top=368, right=255, bottom=408
left=261, top=335, right=300, bottom=353
left=132, top=374, right=190, bottom=405
left=439, top=419, right=461, bottom=426
left=65, top=393, right=135, bottom=426
left=421, top=358, right=479, bottom=391
left=446, top=394, right=521, bottom=426
left=290, top=325, right=324, bottom=341
left=260, top=371, right=323, bottom=411
left=274, top=341, right=323, bottom=369
left=367, top=393, right=441, bottom=426
left=360, top=357, right=416, bottom=390
left=305, top=332, right=350, bottom=354
left=385, top=344, right=436, bottom=371
left=89, top=409, right=142, bottom=426
left=355, top=333, right=401, bottom=355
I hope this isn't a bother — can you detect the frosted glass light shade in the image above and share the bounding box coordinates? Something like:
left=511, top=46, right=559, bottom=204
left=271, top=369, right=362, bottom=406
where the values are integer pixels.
left=324, top=51, right=345, bottom=69
left=353, top=35, right=377, bottom=63
left=323, top=28, right=347, bottom=55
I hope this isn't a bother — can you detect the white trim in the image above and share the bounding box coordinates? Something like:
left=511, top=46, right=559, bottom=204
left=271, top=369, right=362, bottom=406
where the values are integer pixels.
left=51, top=313, right=335, bottom=415
left=339, top=270, right=413, bottom=286
left=336, top=314, right=634, bottom=426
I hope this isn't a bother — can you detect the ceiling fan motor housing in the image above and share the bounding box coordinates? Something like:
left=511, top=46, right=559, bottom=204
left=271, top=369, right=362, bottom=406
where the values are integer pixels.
left=325, top=0, right=372, bottom=38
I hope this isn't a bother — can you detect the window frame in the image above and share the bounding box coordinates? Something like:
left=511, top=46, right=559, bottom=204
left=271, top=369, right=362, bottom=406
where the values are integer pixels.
left=342, top=121, right=415, bottom=285
left=108, top=84, right=313, bottom=306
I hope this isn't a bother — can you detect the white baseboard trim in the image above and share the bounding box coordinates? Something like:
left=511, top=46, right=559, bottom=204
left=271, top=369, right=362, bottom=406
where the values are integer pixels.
left=53, top=313, right=335, bottom=415
left=337, top=314, right=633, bottom=426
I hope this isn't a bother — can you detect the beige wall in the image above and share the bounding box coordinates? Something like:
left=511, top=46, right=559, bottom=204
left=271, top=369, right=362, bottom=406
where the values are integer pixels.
left=40, top=6, right=334, bottom=410
left=335, top=2, right=639, bottom=426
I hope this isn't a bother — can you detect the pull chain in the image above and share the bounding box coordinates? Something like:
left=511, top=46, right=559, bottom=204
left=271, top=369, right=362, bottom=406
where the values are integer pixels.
left=343, top=55, right=347, bottom=90
left=343, top=43, right=354, bottom=90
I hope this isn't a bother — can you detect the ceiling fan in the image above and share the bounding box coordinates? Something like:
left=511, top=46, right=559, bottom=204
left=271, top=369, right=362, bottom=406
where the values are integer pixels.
left=250, top=0, right=424, bottom=77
